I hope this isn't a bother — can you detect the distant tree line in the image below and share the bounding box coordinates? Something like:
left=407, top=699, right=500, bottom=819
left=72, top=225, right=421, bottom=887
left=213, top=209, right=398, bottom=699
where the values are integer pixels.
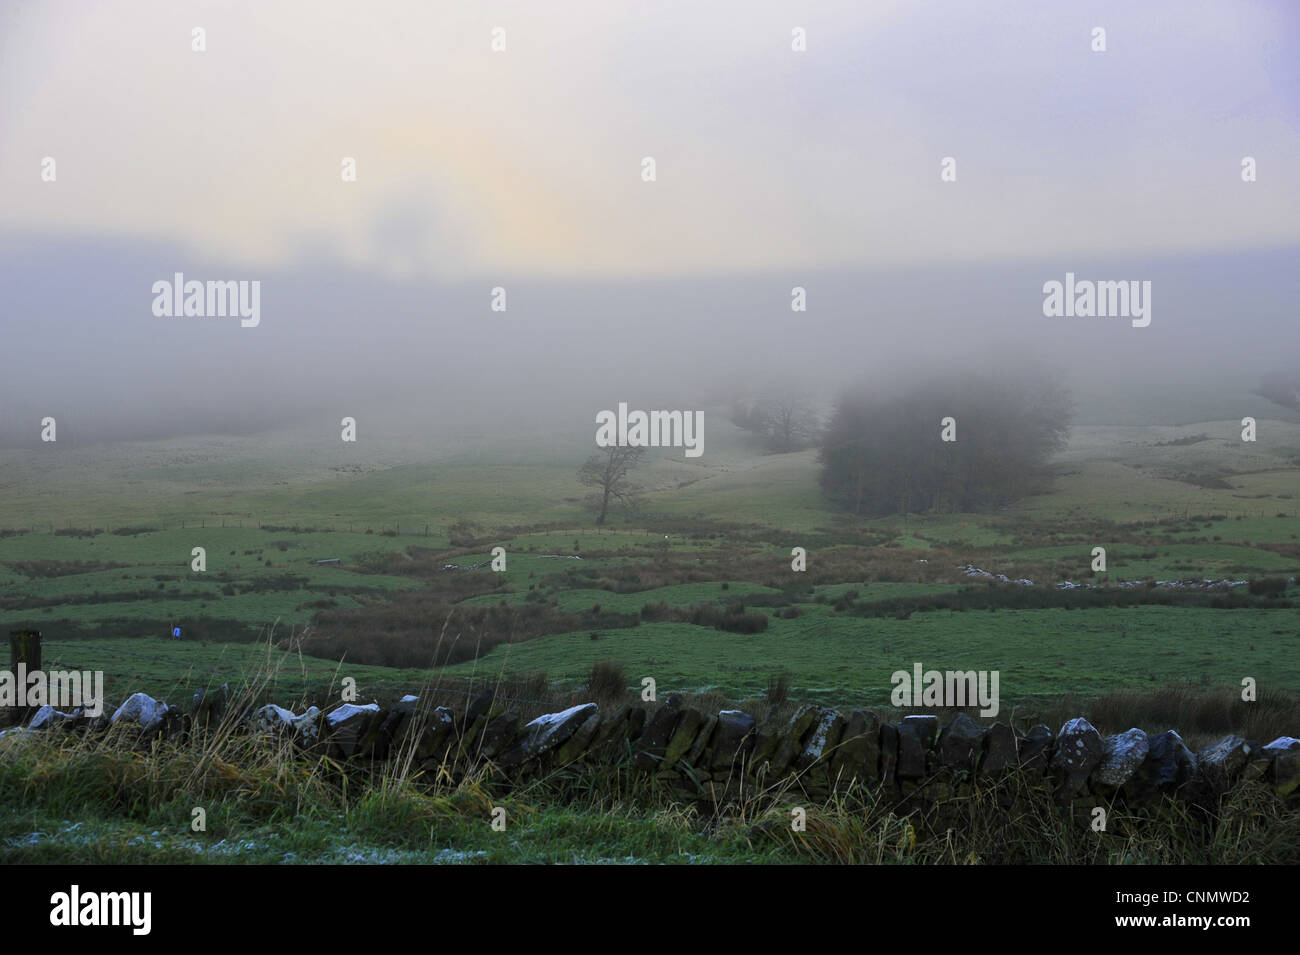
left=1257, top=370, right=1299, bottom=411
left=819, top=372, right=1072, bottom=516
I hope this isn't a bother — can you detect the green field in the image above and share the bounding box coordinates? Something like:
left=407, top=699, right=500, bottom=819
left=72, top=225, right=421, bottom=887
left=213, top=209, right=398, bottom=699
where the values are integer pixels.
left=443, top=604, right=1299, bottom=708
left=3, top=405, right=1300, bottom=869
left=1, top=411, right=1297, bottom=715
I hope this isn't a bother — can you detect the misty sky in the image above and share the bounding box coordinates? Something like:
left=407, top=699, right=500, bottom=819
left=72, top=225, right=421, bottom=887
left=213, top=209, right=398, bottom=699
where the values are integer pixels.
left=1, top=1, right=1298, bottom=445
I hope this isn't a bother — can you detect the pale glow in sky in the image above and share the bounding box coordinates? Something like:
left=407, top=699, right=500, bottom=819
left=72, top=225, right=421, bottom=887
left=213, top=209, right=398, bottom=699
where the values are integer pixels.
left=1, top=0, right=1297, bottom=278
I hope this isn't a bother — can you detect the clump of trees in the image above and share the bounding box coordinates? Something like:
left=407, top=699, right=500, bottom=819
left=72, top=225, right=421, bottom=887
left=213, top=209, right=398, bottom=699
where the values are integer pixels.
left=1256, top=370, right=1299, bottom=411
left=731, top=390, right=822, bottom=452
left=819, top=372, right=1072, bottom=515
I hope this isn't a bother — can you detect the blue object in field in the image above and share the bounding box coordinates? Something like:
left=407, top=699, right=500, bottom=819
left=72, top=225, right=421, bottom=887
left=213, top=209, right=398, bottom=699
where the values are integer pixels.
left=172, top=627, right=182, bottom=640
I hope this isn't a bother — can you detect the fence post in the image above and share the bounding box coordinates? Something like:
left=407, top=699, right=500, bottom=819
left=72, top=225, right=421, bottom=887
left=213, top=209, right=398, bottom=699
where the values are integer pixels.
left=5, top=630, right=41, bottom=727
left=9, top=629, right=40, bottom=677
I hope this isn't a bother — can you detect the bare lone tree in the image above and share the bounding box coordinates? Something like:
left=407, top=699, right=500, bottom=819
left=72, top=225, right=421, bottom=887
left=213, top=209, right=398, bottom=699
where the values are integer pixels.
left=754, top=390, right=821, bottom=452
left=578, top=445, right=645, bottom=525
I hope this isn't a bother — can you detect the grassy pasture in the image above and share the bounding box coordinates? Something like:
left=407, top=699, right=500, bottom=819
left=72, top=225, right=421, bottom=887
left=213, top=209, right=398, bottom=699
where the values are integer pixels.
left=0, top=411, right=1297, bottom=715
left=440, top=605, right=1300, bottom=710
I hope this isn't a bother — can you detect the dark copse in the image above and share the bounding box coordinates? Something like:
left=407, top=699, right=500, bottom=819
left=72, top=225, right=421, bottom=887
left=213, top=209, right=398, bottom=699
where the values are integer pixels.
left=819, top=372, right=1072, bottom=515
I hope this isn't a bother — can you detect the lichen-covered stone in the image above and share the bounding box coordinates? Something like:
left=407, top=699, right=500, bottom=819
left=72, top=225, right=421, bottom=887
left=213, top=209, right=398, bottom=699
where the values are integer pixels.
left=1197, top=735, right=1253, bottom=781
left=28, top=705, right=76, bottom=731
left=111, top=692, right=170, bottom=733
left=830, top=710, right=880, bottom=787
left=1093, top=727, right=1148, bottom=791
left=661, top=708, right=704, bottom=770
left=250, top=704, right=298, bottom=734
left=553, top=708, right=603, bottom=765
left=501, top=702, right=600, bottom=769
left=291, top=706, right=321, bottom=743
left=795, top=708, right=845, bottom=794
left=684, top=714, right=718, bottom=769
left=769, top=705, right=821, bottom=776
left=633, top=697, right=682, bottom=769
left=796, top=709, right=844, bottom=765
left=1050, top=718, right=1103, bottom=798
left=746, top=710, right=788, bottom=776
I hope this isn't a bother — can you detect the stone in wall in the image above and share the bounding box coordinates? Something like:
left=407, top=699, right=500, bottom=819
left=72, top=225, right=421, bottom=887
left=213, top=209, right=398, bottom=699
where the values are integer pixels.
left=770, top=705, right=821, bottom=777
left=415, top=707, right=457, bottom=764
left=660, top=708, right=704, bottom=772
left=112, top=692, right=171, bottom=736
left=291, top=707, right=321, bottom=744
left=27, top=705, right=77, bottom=731
left=1129, top=730, right=1197, bottom=802
left=250, top=704, right=299, bottom=735
left=370, top=695, right=418, bottom=760
left=879, top=722, right=899, bottom=786
left=191, top=684, right=229, bottom=728
left=937, top=712, right=985, bottom=775
left=830, top=710, right=879, bottom=788
left=1264, top=737, right=1300, bottom=798
left=897, top=715, right=938, bottom=784
left=499, top=702, right=599, bottom=770
left=1092, top=728, right=1149, bottom=794
left=590, top=704, right=644, bottom=760
left=979, top=722, right=1017, bottom=777
left=1050, top=718, right=1103, bottom=800
left=1197, top=734, right=1253, bottom=781
left=553, top=707, right=603, bottom=766
left=19, top=682, right=1300, bottom=814
left=324, top=702, right=381, bottom=759
left=1018, top=724, right=1054, bottom=773
left=479, top=710, right=522, bottom=761
left=633, top=696, right=682, bottom=769
left=794, top=708, right=845, bottom=796
left=746, top=709, right=788, bottom=778
left=684, top=713, right=719, bottom=776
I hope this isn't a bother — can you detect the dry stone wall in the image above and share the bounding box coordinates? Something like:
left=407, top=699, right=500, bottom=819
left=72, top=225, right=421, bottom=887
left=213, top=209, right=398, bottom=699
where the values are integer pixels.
left=7, top=689, right=1299, bottom=806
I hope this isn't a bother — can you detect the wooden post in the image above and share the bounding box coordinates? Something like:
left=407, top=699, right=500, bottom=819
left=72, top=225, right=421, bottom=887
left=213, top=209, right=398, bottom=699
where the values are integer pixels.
left=6, top=630, right=40, bottom=727
left=10, top=629, right=40, bottom=675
